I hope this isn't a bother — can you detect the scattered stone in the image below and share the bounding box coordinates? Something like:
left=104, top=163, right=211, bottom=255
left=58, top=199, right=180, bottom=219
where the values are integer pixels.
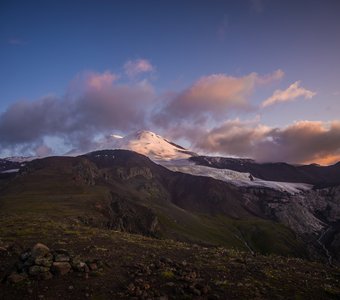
left=52, top=262, right=72, bottom=275
left=68, top=285, right=74, bottom=290
left=165, top=282, right=175, bottom=287
left=128, top=282, right=135, bottom=293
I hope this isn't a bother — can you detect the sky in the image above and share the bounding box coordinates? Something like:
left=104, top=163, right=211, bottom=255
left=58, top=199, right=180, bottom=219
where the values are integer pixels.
left=0, top=0, right=340, bottom=164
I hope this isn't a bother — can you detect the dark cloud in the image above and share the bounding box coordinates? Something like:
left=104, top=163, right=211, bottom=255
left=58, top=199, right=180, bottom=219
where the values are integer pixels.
left=0, top=71, right=154, bottom=154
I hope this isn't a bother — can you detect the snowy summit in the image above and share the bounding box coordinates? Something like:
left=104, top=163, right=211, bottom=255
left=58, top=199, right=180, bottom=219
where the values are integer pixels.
left=112, top=130, right=195, bottom=160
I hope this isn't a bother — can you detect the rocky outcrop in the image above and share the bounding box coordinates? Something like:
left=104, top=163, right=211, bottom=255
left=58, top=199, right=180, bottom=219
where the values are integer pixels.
left=107, top=195, right=159, bottom=236
left=240, top=185, right=340, bottom=263
left=116, top=167, right=153, bottom=180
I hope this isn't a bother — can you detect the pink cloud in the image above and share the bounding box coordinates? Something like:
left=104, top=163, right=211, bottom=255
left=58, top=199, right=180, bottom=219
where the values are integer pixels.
left=262, top=81, right=316, bottom=108
left=194, top=120, right=340, bottom=165
left=155, top=70, right=283, bottom=126
left=124, top=59, right=154, bottom=77
left=85, top=71, right=118, bottom=90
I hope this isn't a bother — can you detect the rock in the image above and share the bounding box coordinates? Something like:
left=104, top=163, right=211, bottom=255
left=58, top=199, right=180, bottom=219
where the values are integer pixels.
left=88, top=263, right=97, bottom=271
left=54, top=254, right=70, bottom=262
left=7, top=272, right=26, bottom=284
left=40, top=271, right=53, bottom=280
left=160, top=257, right=173, bottom=264
left=68, top=285, right=74, bottom=290
left=20, top=251, right=31, bottom=261
left=135, top=287, right=142, bottom=296
left=190, top=287, right=201, bottom=296
left=71, top=256, right=88, bottom=272
left=142, top=283, right=150, bottom=290
left=31, top=243, right=50, bottom=259
left=29, top=265, right=50, bottom=276
left=51, top=262, right=72, bottom=275
left=165, top=282, right=175, bottom=287
left=35, top=254, right=53, bottom=267
left=127, top=282, right=135, bottom=293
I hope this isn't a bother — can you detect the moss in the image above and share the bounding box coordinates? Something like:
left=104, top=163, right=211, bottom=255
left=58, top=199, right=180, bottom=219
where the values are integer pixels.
left=161, top=270, right=175, bottom=279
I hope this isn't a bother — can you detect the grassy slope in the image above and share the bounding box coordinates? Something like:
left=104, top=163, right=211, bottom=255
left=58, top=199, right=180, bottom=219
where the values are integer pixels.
left=0, top=156, right=305, bottom=257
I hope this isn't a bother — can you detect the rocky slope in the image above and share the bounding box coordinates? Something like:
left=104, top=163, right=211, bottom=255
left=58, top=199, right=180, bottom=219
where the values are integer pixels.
left=1, top=226, right=339, bottom=300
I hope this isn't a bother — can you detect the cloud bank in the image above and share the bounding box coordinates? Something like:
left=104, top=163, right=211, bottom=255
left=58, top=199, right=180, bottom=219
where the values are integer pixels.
left=0, top=65, right=338, bottom=165
left=194, top=120, right=340, bottom=165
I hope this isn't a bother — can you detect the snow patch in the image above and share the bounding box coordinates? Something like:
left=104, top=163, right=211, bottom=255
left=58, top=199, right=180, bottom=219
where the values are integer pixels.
left=1, top=168, right=20, bottom=174
left=159, top=159, right=312, bottom=194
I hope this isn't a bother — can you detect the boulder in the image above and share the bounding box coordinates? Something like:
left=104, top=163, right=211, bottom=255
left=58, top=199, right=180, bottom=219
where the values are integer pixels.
left=52, top=262, right=72, bottom=275
left=31, top=243, right=50, bottom=259
left=35, top=254, right=53, bottom=267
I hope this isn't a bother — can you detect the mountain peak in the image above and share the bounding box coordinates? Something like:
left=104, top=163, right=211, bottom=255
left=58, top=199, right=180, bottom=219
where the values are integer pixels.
left=113, top=130, right=195, bottom=160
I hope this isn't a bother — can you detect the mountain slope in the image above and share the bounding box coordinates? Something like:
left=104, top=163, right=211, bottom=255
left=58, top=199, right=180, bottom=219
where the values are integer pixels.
left=0, top=150, right=306, bottom=257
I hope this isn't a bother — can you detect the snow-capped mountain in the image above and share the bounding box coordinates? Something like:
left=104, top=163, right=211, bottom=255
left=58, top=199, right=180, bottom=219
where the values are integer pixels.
left=105, top=130, right=196, bottom=160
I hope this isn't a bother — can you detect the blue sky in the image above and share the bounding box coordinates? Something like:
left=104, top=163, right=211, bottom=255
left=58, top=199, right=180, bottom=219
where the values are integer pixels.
left=0, top=0, right=340, bottom=164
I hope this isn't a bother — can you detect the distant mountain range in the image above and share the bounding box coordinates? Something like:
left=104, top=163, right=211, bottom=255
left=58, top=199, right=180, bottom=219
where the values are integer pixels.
left=0, top=130, right=340, bottom=265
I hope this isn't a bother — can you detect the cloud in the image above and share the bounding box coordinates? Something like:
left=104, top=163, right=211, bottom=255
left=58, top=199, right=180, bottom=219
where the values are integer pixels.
left=154, top=70, right=283, bottom=127
left=85, top=71, right=118, bottom=90
left=194, top=120, right=340, bottom=165
left=0, top=71, right=155, bottom=154
left=124, top=59, right=154, bottom=77
left=261, top=81, right=316, bottom=108
left=34, top=144, right=53, bottom=157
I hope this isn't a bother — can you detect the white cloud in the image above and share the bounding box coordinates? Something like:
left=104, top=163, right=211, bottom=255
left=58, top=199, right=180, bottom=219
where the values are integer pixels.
left=262, top=81, right=316, bottom=108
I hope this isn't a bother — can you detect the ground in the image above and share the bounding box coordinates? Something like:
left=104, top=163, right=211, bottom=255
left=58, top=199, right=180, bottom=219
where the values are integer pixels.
left=0, top=216, right=340, bottom=300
